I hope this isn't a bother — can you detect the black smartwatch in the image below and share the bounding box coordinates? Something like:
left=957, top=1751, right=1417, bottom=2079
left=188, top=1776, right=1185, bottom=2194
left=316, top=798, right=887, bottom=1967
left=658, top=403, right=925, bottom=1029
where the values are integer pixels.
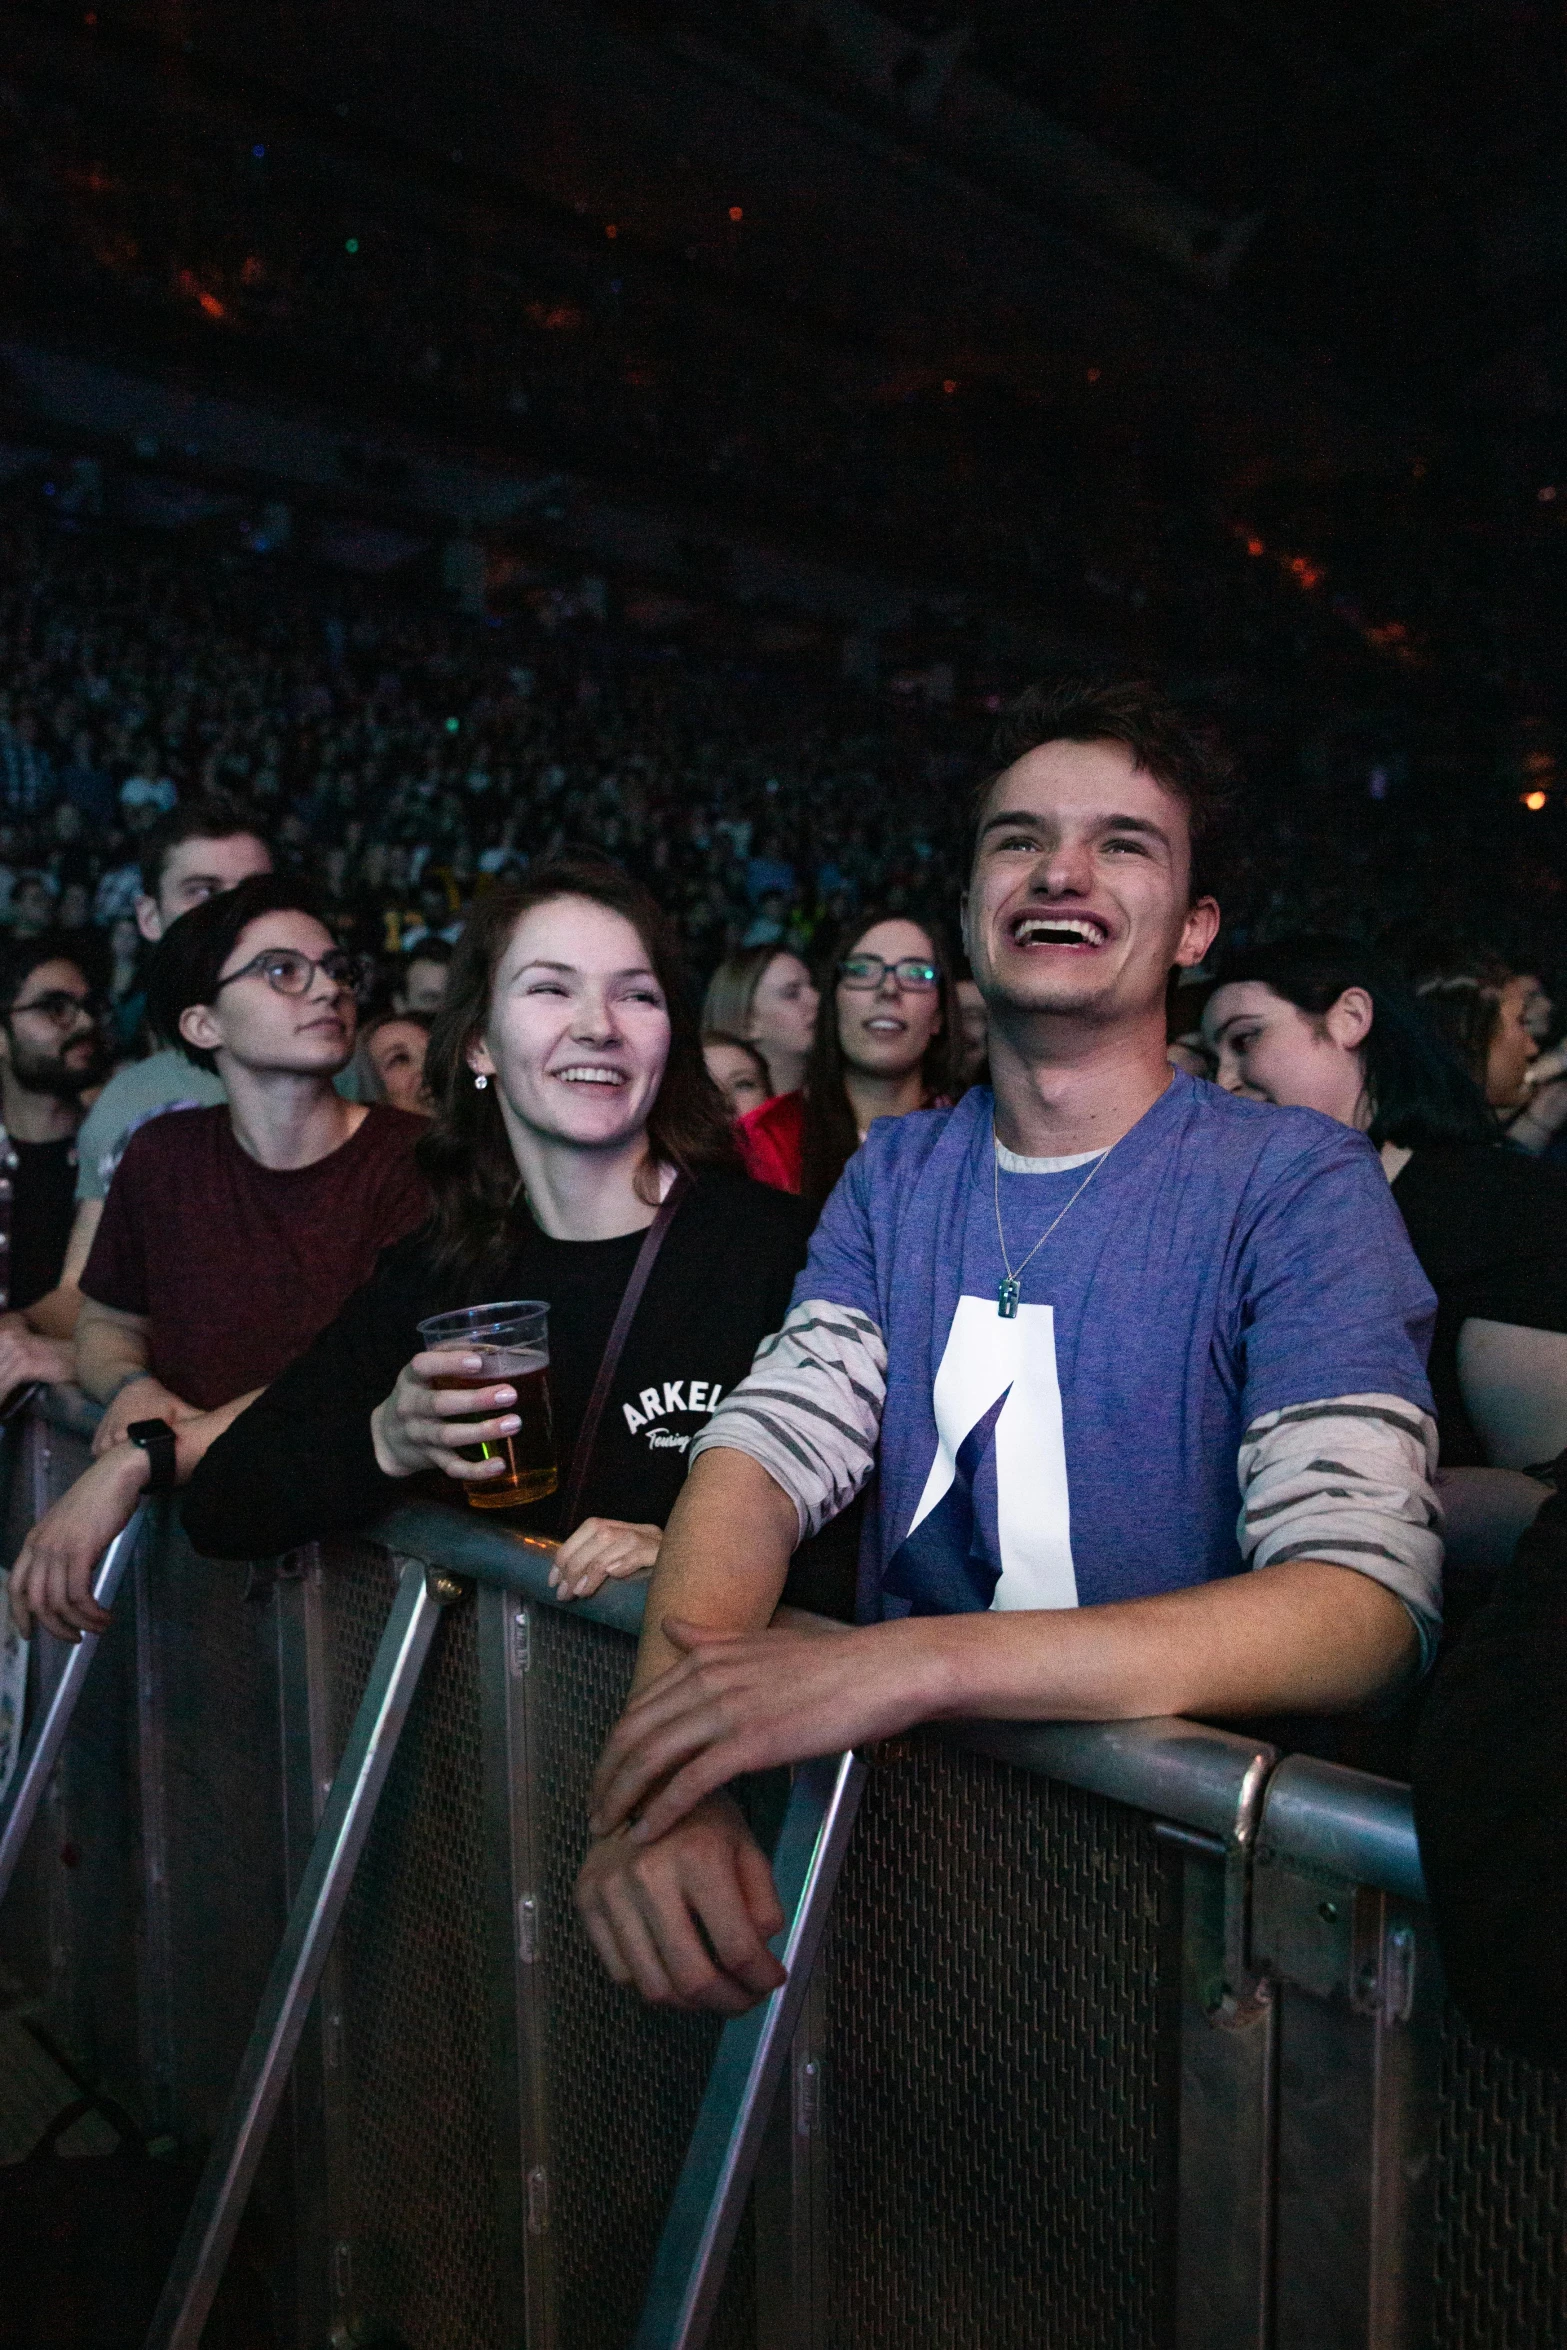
left=127, top=1418, right=178, bottom=1494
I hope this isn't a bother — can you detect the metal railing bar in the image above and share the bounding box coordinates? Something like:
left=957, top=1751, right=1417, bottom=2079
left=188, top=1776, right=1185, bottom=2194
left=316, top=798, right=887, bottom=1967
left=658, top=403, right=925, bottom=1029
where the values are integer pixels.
left=0, top=1502, right=148, bottom=1909
left=143, top=1555, right=459, bottom=2350
left=1256, top=1755, right=1424, bottom=1905
left=954, top=1714, right=1282, bottom=1847
left=632, top=1748, right=868, bottom=2350
left=379, top=1500, right=645, bottom=1632
left=382, top=1504, right=1423, bottom=1895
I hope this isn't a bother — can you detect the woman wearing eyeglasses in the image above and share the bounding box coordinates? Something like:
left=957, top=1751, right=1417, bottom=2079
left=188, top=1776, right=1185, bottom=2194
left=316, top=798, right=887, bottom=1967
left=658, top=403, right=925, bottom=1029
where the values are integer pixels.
left=737, top=913, right=963, bottom=1205
left=6, top=875, right=429, bottom=1642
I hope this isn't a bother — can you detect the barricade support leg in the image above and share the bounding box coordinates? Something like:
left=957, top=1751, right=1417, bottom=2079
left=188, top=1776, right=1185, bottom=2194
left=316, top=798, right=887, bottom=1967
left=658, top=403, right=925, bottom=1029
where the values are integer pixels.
left=633, top=1748, right=866, bottom=2350
left=144, top=1556, right=463, bottom=2350
left=0, top=1506, right=147, bottom=1910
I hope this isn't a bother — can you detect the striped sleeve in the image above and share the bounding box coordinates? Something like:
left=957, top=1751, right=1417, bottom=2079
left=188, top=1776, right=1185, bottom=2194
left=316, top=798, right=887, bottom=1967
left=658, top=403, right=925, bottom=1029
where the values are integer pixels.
left=687, top=1299, right=886, bottom=1542
left=1237, top=1393, right=1444, bottom=1670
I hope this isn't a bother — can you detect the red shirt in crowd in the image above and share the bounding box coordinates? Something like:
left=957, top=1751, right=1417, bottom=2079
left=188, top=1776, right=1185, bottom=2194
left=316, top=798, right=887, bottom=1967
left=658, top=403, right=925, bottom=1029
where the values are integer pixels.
left=735, top=1089, right=806, bottom=1194
left=81, top=1104, right=431, bottom=1409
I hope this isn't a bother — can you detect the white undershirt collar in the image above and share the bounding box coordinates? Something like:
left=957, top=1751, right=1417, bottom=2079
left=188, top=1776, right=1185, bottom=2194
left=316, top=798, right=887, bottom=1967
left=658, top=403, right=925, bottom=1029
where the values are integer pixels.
left=994, top=1137, right=1109, bottom=1175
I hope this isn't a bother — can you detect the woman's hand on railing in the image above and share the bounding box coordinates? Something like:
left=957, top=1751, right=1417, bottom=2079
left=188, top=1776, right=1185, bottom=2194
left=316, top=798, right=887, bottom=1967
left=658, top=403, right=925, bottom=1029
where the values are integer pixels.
left=369, top=1349, right=521, bottom=1485
left=6, top=1445, right=148, bottom=1641
left=548, top=1518, right=661, bottom=1601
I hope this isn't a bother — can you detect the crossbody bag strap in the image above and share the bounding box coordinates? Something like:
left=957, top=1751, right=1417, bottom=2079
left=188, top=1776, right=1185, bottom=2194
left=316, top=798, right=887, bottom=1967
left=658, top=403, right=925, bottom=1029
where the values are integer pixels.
left=561, top=1173, right=691, bottom=1531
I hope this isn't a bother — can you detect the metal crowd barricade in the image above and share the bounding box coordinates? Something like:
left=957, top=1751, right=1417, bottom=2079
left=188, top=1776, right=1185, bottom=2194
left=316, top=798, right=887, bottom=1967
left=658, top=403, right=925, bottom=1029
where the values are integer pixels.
left=4, top=1392, right=1567, bottom=2348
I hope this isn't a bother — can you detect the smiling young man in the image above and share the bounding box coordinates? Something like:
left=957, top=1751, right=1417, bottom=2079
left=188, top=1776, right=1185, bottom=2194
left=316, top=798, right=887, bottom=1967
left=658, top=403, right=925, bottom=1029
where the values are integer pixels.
left=576, top=675, right=1445, bottom=2016
left=7, top=875, right=428, bottom=1642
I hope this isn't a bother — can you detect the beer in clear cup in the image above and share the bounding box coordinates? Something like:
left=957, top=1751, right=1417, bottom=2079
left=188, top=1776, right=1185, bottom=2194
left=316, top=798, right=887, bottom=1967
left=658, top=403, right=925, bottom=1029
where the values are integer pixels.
left=416, top=1301, right=555, bottom=1510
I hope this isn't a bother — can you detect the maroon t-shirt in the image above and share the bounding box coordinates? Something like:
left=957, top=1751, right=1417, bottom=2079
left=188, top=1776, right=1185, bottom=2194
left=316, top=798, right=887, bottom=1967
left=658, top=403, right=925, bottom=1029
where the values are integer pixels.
left=82, top=1104, right=431, bottom=1409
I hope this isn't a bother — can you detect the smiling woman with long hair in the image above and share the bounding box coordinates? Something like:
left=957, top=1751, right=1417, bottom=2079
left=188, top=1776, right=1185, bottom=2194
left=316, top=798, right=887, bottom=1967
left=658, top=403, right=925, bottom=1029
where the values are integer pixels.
left=184, top=859, right=841, bottom=1604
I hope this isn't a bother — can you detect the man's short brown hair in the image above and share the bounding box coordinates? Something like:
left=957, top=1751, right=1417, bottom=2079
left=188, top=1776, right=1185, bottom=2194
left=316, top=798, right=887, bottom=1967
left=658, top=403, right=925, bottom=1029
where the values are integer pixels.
left=971, top=675, right=1240, bottom=904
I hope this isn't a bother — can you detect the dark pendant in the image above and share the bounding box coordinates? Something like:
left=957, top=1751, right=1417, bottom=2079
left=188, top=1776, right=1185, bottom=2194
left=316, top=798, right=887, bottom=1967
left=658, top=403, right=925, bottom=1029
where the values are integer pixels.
left=997, top=1276, right=1020, bottom=1319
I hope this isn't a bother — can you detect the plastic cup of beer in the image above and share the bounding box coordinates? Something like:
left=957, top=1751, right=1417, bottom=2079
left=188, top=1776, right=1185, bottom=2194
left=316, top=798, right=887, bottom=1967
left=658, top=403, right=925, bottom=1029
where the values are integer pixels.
left=416, top=1301, right=555, bottom=1510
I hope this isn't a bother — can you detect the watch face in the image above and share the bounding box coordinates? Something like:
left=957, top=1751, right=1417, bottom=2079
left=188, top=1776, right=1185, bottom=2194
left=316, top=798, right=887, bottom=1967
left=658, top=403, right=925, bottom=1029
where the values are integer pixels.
left=128, top=1419, right=177, bottom=1487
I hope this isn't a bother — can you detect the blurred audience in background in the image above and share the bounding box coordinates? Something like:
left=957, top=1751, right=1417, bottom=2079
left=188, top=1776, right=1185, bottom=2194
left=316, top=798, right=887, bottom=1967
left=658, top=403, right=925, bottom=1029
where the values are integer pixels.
left=354, top=1009, right=433, bottom=1114
left=0, top=932, right=112, bottom=1402
left=701, top=1032, right=772, bottom=1122
left=703, top=947, right=820, bottom=1101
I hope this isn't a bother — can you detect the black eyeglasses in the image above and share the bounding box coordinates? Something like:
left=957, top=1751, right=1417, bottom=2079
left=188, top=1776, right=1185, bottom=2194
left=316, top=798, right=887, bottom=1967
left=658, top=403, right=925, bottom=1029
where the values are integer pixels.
left=213, top=948, right=374, bottom=1001
left=5, top=989, right=101, bottom=1028
left=837, top=954, right=940, bottom=993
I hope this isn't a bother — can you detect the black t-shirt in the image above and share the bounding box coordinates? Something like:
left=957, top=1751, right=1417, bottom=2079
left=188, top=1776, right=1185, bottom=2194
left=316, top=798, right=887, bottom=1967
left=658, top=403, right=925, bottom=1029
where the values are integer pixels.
left=183, top=1171, right=860, bottom=1610
left=1391, top=1143, right=1567, bottom=1466
left=9, top=1135, right=78, bottom=1313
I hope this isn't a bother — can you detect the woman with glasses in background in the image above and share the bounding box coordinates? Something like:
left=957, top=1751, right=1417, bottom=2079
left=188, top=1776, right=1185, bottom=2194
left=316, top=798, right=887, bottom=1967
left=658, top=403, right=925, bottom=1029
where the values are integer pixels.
left=6, top=875, right=430, bottom=1642
left=738, top=912, right=962, bottom=1204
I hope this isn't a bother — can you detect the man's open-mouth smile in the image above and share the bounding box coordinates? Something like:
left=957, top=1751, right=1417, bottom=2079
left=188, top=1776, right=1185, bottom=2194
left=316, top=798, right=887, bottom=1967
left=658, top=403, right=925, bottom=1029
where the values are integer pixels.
left=1009, top=910, right=1110, bottom=951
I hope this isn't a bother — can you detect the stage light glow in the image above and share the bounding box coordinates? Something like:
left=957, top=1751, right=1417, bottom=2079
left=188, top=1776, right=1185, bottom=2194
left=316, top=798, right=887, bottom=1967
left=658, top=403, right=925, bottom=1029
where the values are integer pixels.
left=1524, top=790, right=1549, bottom=811
left=445, top=717, right=460, bottom=733
left=605, top=223, right=618, bottom=239
left=943, top=379, right=956, bottom=394
left=1540, top=486, right=1558, bottom=503
left=344, top=238, right=359, bottom=254
left=728, top=206, right=743, bottom=223
left=1086, top=367, right=1101, bottom=382
left=252, top=144, right=265, bottom=159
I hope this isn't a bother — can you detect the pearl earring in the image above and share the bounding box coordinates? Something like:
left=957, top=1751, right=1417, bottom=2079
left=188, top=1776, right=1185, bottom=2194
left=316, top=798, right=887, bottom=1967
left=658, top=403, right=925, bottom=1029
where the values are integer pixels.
left=474, top=1073, right=489, bottom=1091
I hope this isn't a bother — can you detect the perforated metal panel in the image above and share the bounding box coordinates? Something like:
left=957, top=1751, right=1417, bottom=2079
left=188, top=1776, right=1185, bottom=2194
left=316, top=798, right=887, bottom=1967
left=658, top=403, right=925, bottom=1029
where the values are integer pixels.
left=819, top=1735, right=1173, bottom=2350
left=531, top=1601, right=756, bottom=2350
left=322, top=1541, right=510, bottom=2350
left=0, top=1410, right=143, bottom=2113
left=150, top=1516, right=292, bottom=2140
left=1432, top=2009, right=1567, bottom=2348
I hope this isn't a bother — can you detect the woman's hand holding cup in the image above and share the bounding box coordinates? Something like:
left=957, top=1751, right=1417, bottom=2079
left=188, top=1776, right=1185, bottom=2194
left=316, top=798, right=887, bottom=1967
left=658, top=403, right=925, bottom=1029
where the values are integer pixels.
left=370, top=1349, right=522, bottom=1484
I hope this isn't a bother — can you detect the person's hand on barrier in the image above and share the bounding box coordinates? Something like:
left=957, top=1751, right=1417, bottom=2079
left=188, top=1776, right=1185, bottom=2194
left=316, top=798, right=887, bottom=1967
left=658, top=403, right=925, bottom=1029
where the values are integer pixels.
left=590, top=1616, right=933, bottom=1848
left=369, top=1349, right=522, bottom=1485
left=0, top=1321, right=75, bottom=1398
left=575, top=1790, right=787, bottom=2014
left=6, top=1445, right=148, bottom=1641
left=549, top=1517, right=661, bottom=1600
left=92, top=1376, right=197, bottom=1459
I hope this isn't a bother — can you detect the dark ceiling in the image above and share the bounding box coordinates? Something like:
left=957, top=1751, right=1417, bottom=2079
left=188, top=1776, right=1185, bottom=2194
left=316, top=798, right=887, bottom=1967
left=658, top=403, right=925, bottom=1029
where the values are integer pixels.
left=705, top=0, right=1567, bottom=416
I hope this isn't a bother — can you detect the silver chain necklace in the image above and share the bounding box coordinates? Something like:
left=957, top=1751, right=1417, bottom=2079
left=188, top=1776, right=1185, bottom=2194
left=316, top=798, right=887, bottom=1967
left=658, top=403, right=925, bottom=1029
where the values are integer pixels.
left=992, top=1130, right=1117, bottom=1318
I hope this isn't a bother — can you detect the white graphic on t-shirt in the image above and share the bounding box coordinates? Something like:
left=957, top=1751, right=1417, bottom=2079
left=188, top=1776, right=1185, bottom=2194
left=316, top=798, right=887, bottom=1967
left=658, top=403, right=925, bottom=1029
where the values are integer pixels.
left=905, top=1296, right=1078, bottom=1611
left=622, top=1378, right=723, bottom=1438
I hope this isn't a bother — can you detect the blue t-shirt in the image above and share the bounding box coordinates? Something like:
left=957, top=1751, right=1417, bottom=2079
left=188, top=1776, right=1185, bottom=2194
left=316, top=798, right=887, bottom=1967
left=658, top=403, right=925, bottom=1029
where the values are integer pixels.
left=794, top=1073, right=1437, bottom=1623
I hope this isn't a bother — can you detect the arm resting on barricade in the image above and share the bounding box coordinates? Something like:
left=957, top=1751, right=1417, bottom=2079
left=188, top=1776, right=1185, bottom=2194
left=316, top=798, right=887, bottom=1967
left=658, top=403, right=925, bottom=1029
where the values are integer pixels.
left=579, top=1437, right=1419, bottom=2013
left=75, top=1296, right=198, bottom=1454
left=7, top=1393, right=257, bottom=1640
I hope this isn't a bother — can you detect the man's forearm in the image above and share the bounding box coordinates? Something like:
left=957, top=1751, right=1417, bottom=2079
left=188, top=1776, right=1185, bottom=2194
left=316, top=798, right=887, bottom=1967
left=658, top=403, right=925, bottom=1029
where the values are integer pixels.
left=630, top=1446, right=798, bottom=1692
left=911, top=1558, right=1419, bottom=1725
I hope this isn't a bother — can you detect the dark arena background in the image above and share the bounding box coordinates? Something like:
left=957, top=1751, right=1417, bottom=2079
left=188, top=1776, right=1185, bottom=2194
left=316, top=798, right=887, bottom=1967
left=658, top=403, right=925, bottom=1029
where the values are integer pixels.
left=1, top=4, right=1566, bottom=2349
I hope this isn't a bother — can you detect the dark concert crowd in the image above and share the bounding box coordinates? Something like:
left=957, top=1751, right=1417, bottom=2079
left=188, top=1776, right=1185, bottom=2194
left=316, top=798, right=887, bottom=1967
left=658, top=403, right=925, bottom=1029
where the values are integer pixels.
left=4, top=3, right=1567, bottom=2334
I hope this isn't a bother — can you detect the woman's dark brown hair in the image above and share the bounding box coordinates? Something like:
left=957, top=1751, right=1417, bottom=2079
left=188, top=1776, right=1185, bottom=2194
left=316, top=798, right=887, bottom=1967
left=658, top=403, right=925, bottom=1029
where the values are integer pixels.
left=1411, top=955, right=1513, bottom=1096
left=799, top=909, right=963, bottom=1209
left=419, top=858, right=738, bottom=1271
